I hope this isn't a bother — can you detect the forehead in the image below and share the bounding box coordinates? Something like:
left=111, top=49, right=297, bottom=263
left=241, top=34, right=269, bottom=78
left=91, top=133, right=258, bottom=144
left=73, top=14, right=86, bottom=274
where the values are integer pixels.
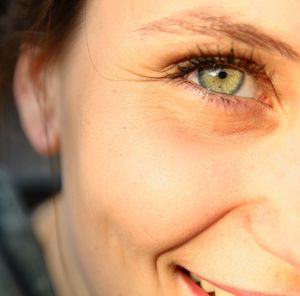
left=87, top=0, right=300, bottom=56
left=90, top=0, right=300, bottom=31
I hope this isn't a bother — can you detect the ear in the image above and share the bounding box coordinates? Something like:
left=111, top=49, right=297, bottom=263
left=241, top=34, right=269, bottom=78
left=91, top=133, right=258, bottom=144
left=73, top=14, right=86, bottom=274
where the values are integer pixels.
left=13, top=46, right=60, bottom=155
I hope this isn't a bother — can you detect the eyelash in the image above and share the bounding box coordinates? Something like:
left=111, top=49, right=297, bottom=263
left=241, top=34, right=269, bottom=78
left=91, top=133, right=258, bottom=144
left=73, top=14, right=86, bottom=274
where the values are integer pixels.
left=163, top=47, right=275, bottom=112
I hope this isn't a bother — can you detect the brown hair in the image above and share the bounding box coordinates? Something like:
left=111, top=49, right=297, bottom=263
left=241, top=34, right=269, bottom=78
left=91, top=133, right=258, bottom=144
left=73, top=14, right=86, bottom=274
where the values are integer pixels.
left=0, top=0, right=85, bottom=95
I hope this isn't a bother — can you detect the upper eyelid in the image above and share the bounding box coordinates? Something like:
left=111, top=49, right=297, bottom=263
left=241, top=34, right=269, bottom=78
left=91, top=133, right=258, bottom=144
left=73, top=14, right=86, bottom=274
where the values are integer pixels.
left=165, top=53, right=267, bottom=80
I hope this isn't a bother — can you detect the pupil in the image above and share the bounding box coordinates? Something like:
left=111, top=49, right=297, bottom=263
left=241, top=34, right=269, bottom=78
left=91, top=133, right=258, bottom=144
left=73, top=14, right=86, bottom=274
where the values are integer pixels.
left=218, top=70, right=227, bottom=79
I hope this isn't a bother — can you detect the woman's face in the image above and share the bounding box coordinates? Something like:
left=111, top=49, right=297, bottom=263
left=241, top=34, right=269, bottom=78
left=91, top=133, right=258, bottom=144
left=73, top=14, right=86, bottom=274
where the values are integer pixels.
left=15, top=0, right=300, bottom=295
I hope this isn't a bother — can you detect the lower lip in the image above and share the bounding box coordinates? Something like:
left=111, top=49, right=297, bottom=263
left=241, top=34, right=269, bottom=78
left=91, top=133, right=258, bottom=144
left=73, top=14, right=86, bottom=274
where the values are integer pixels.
left=178, top=267, right=289, bottom=296
left=178, top=268, right=211, bottom=296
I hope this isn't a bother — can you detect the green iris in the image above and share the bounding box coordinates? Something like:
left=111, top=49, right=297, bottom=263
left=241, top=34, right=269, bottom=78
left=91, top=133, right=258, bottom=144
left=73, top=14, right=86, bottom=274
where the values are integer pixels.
left=198, top=67, right=245, bottom=95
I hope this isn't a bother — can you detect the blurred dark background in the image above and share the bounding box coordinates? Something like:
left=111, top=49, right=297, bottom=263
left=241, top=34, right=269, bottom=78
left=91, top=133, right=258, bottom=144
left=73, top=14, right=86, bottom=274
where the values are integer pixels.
left=0, top=0, right=60, bottom=211
left=0, top=96, right=61, bottom=211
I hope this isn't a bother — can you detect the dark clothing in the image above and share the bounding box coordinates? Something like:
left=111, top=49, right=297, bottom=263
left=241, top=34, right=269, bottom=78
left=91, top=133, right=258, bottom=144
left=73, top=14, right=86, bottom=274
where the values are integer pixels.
left=0, top=170, right=55, bottom=296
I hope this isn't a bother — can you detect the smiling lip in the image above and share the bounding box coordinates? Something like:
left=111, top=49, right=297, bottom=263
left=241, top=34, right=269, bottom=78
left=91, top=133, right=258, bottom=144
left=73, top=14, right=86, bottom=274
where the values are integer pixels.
left=201, top=277, right=287, bottom=296
left=178, top=267, right=289, bottom=296
left=179, top=270, right=212, bottom=296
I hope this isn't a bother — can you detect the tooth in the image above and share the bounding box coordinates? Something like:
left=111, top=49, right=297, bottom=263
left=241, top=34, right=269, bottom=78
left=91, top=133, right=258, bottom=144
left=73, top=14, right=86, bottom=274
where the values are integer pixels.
left=201, top=280, right=215, bottom=293
left=214, top=287, right=235, bottom=296
left=189, top=272, right=201, bottom=284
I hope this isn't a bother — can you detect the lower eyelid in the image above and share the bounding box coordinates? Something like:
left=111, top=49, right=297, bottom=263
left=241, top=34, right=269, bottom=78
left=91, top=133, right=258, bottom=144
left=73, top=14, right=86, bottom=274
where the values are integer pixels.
left=162, top=82, right=280, bottom=138
left=151, top=76, right=281, bottom=138
left=174, top=78, right=276, bottom=118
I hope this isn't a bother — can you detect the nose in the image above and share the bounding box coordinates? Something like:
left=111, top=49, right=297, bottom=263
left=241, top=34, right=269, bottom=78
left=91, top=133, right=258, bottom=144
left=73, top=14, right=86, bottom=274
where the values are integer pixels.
left=249, top=141, right=300, bottom=274
left=250, top=197, right=300, bottom=273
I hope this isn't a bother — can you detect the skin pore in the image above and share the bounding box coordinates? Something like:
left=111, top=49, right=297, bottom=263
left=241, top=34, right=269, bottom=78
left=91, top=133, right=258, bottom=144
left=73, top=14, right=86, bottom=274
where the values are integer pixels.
left=13, top=0, right=300, bottom=295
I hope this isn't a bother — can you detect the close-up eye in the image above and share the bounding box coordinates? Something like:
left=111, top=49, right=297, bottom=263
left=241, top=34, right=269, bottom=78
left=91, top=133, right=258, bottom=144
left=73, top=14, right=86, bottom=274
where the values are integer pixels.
left=165, top=51, right=276, bottom=111
left=189, top=66, right=257, bottom=98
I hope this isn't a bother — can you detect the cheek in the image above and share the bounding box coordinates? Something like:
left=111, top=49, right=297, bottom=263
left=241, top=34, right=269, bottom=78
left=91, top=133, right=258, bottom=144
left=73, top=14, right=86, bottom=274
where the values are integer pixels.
left=67, top=91, right=254, bottom=254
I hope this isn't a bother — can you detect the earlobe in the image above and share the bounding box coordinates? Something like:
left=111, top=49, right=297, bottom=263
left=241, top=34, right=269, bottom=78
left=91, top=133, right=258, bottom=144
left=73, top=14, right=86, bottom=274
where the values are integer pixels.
left=13, top=46, right=60, bottom=155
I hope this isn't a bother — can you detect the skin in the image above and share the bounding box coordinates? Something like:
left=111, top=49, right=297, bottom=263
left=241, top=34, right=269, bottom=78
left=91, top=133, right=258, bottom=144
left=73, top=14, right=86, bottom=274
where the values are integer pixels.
left=13, top=0, right=300, bottom=295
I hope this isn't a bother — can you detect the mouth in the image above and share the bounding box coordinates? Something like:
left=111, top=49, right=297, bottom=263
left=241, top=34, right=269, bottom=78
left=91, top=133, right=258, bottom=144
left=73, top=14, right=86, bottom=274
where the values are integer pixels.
left=177, top=266, right=227, bottom=296
left=176, top=266, right=288, bottom=296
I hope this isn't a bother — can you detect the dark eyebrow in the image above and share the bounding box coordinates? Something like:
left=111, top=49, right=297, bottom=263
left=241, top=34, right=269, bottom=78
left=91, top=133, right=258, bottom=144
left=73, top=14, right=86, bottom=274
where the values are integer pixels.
left=134, top=8, right=299, bottom=61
